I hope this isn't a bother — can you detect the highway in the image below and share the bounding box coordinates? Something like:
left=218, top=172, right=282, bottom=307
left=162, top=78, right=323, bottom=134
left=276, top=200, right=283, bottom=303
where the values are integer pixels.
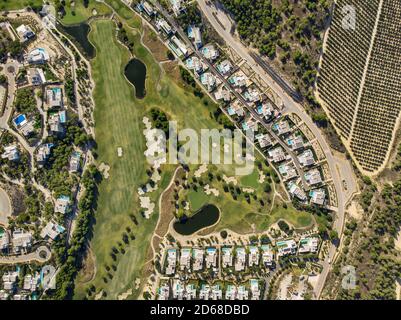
left=196, top=0, right=353, bottom=298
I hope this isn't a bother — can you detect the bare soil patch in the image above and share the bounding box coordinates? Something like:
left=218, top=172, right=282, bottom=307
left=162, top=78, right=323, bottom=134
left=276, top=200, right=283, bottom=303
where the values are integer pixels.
left=142, top=25, right=169, bottom=62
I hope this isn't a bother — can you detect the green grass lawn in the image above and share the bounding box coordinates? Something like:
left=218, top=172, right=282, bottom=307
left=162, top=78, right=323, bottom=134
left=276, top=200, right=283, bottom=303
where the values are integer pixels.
left=239, top=168, right=260, bottom=189
left=178, top=161, right=314, bottom=234
left=0, top=0, right=42, bottom=10
left=61, top=0, right=112, bottom=25
left=75, top=18, right=251, bottom=300
left=188, top=189, right=209, bottom=211
left=105, top=0, right=142, bottom=29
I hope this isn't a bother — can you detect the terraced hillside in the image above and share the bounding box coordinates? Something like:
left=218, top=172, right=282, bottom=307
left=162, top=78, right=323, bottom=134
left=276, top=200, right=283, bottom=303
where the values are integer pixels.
left=316, top=0, right=401, bottom=175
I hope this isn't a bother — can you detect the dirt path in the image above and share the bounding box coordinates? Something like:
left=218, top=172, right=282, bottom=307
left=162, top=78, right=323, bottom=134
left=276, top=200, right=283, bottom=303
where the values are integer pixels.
left=0, top=187, right=12, bottom=227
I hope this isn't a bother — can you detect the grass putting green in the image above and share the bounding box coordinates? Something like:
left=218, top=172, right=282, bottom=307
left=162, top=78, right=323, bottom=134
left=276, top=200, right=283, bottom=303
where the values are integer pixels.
left=61, top=0, right=112, bottom=25
left=188, top=189, right=209, bottom=211
left=239, top=168, right=260, bottom=189
left=105, top=0, right=142, bottom=29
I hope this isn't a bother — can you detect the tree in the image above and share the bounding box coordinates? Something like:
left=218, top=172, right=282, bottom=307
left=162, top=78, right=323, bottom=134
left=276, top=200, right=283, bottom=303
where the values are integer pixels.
left=0, top=74, right=7, bottom=84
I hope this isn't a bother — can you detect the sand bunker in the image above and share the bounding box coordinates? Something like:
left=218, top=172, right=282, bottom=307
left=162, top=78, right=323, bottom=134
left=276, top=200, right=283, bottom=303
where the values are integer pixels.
left=223, top=175, right=238, bottom=185
left=258, top=170, right=265, bottom=183
left=194, top=164, right=208, bottom=178
left=242, top=187, right=255, bottom=193
left=139, top=196, right=155, bottom=218
left=204, top=184, right=219, bottom=196
left=143, top=117, right=166, bottom=169
left=98, top=162, right=110, bottom=179
left=118, top=288, right=133, bottom=300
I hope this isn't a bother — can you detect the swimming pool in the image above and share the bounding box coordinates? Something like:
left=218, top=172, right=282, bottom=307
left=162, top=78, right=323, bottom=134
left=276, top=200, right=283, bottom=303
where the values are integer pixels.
left=13, top=114, right=27, bottom=126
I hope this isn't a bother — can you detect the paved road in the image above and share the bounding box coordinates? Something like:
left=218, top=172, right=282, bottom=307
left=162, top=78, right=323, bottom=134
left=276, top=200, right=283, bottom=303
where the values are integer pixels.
left=197, top=0, right=353, bottom=298
left=0, top=245, right=51, bottom=264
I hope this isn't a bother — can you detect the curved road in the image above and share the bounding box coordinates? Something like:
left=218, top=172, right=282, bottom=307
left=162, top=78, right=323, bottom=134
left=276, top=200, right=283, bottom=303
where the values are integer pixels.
left=0, top=245, right=51, bottom=264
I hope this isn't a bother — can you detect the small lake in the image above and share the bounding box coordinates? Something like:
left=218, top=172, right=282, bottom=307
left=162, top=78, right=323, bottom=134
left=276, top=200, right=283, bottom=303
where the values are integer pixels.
left=124, top=58, right=147, bottom=99
left=173, top=204, right=220, bottom=236
left=58, top=22, right=95, bottom=59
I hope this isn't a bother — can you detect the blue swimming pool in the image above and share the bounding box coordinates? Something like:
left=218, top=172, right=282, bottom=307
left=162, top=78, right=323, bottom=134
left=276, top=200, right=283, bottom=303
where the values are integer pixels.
left=14, top=114, right=27, bottom=126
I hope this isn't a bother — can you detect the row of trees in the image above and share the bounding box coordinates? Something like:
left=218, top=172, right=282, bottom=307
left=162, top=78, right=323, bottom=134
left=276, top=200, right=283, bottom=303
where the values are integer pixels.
left=48, top=165, right=100, bottom=299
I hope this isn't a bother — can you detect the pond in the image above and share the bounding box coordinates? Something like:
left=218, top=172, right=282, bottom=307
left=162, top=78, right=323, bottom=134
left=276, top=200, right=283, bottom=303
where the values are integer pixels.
left=173, top=204, right=220, bottom=236
left=58, top=22, right=95, bottom=59
left=124, top=58, right=147, bottom=99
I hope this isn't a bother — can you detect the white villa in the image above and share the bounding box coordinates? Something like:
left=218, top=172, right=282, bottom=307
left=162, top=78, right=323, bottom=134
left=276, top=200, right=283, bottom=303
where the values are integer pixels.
left=248, top=246, right=260, bottom=267
left=273, top=120, right=291, bottom=135
left=305, top=169, right=323, bottom=186
left=268, top=147, right=286, bottom=163
left=1, top=144, right=20, bottom=161
left=23, top=273, right=40, bottom=292
left=158, top=283, right=170, bottom=300
left=216, top=59, right=233, bottom=77
left=169, top=0, right=185, bottom=16
left=200, top=44, right=219, bottom=61
left=235, top=247, right=246, bottom=272
left=276, top=239, right=297, bottom=257
left=69, top=151, right=81, bottom=173
left=221, top=247, right=233, bottom=268
left=298, top=149, right=315, bottom=167
left=261, top=245, right=274, bottom=267
left=286, top=135, right=304, bottom=151
left=278, top=162, right=298, bottom=181
left=46, top=87, right=63, bottom=108
left=288, top=181, right=307, bottom=201
left=192, top=248, right=204, bottom=271
left=298, top=237, right=319, bottom=254
left=40, top=220, right=65, bottom=240
left=205, top=247, right=217, bottom=269
left=309, top=188, right=326, bottom=206
left=179, top=247, right=191, bottom=272
left=26, top=48, right=49, bottom=64
left=36, top=143, right=53, bottom=165
left=28, top=68, right=46, bottom=85
left=165, top=249, right=177, bottom=275
left=55, top=195, right=70, bottom=214
left=16, top=24, right=35, bottom=42
left=249, top=279, right=261, bottom=300
left=188, top=25, right=202, bottom=48
left=155, top=18, right=173, bottom=36
left=255, top=133, right=272, bottom=148
left=200, top=72, right=218, bottom=92
left=185, top=55, right=207, bottom=75
left=227, top=100, right=245, bottom=117
left=214, top=85, right=231, bottom=102
left=11, top=230, right=32, bottom=253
